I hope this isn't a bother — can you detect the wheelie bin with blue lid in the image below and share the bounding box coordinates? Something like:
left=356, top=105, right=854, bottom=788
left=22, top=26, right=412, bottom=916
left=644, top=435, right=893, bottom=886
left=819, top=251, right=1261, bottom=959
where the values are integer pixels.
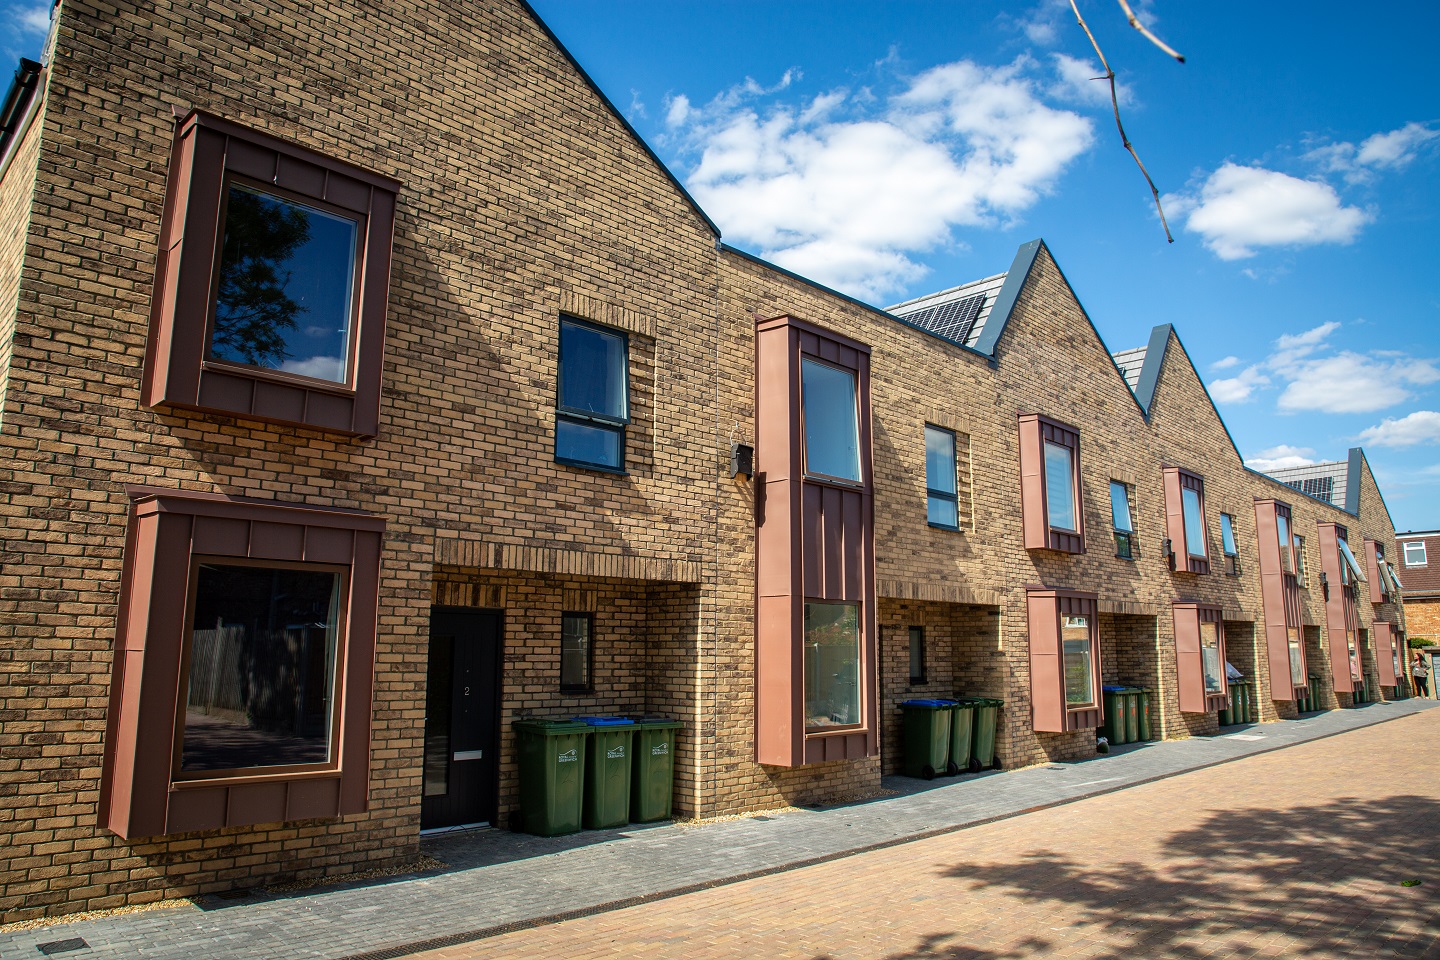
left=573, top=717, right=638, bottom=829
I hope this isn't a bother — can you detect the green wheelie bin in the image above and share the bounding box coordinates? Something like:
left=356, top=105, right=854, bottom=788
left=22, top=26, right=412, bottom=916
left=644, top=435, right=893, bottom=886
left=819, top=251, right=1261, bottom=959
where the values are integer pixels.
left=629, top=717, right=683, bottom=823
left=1102, top=686, right=1128, bottom=744
left=900, top=699, right=954, bottom=779
left=960, top=696, right=1002, bottom=770
left=948, top=700, right=976, bottom=776
left=514, top=719, right=588, bottom=836
left=1121, top=688, right=1141, bottom=743
left=1137, top=689, right=1153, bottom=741
left=574, top=717, right=637, bottom=829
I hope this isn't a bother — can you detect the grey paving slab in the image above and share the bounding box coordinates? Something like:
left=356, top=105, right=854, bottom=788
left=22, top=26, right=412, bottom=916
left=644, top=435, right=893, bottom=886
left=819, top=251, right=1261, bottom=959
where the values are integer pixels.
left=3, top=698, right=1433, bottom=960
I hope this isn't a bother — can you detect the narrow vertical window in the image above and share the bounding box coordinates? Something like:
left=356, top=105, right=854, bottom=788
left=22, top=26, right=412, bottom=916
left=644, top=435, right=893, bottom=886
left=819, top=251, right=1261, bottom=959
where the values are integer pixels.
left=1276, top=513, right=1292, bottom=573
left=800, top=359, right=861, bottom=483
left=924, top=425, right=958, bottom=529
left=908, top=626, right=927, bottom=684
left=1220, top=514, right=1237, bottom=556
left=1287, top=627, right=1305, bottom=686
left=1043, top=442, right=1077, bottom=532
left=1200, top=621, right=1223, bottom=694
left=560, top=613, right=592, bottom=692
left=1181, top=486, right=1207, bottom=559
left=804, top=603, right=861, bottom=728
left=556, top=319, right=629, bottom=471
left=1294, top=534, right=1307, bottom=585
left=1110, top=481, right=1134, bottom=559
left=1338, top=537, right=1366, bottom=585
left=1061, top=614, right=1094, bottom=707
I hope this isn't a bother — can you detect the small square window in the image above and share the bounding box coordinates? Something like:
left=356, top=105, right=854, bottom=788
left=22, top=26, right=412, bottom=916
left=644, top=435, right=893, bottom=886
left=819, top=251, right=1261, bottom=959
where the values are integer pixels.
left=144, top=111, right=398, bottom=436
left=801, top=359, right=862, bottom=483
left=908, top=626, right=927, bottom=685
left=1110, top=481, right=1135, bottom=560
left=924, top=425, right=958, bottom=529
left=1404, top=540, right=1427, bottom=567
left=560, top=613, right=593, bottom=692
left=556, top=318, right=630, bottom=472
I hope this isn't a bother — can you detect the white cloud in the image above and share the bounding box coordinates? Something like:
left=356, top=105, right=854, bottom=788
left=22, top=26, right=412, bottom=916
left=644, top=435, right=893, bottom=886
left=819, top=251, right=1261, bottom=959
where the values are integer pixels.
left=1210, top=355, right=1241, bottom=371
left=12, top=2, right=49, bottom=34
left=280, top=355, right=345, bottom=382
left=1308, top=122, right=1440, bottom=183
left=1048, top=54, right=1131, bottom=108
left=1209, top=364, right=1271, bottom=404
left=1164, top=164, right=1371, bottom=260
left=627, top=90, right=647, bottom=121
left=1357, top=411, right=1440, bottom=447
left=1245, top=445, right=1317, bottom=472
left=664, top=94, right=691, bottom=128
left=673, top=59, right=1093, bottom=301
left=1276, top=352, right=1440, bottom=414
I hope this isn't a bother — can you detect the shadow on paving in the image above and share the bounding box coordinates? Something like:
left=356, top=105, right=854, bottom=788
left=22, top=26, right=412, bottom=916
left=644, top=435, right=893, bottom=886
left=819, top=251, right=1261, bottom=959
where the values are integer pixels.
left=870, top=795, right=1440, bottom=960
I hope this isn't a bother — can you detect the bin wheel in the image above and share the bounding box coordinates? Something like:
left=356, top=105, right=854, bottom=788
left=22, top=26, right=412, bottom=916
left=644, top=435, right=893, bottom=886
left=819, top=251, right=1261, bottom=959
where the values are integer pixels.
left=991, top=759, right=1003, bottom=771
left=922, top=764, right=937, bottom=780
left=946, top=761, right=961, bottom=776
left=968, top=758, right=982, bottom=773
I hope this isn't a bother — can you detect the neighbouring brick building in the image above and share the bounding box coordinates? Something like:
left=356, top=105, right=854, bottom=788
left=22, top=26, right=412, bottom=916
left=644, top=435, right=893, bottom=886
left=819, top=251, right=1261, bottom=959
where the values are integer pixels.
left=0, top=0, right=1410, bottom=922
left=1395, top=530, right=1439, bottom=640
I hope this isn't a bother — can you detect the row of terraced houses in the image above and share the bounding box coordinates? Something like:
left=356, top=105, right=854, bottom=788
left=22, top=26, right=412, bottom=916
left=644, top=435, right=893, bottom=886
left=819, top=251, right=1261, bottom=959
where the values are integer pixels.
left=0, top=0, right=1415, bottom=922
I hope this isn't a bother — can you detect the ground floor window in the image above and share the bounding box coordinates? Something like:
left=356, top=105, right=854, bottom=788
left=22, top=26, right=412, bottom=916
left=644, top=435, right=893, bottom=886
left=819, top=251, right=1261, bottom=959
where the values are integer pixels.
left=805, top=603, right=861, bottom=728
left=561, top=613, right=593, bottom=692
left=1061, top=614, right=1094, bottom=707
left=1288, top=628, right=1305, bottom=687
left=1200, top=620, right=1223, bottom=694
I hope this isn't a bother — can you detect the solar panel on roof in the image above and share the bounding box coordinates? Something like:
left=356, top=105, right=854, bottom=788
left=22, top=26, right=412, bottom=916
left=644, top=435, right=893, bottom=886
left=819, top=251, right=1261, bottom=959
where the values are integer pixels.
left=898, top=293, right=985, bottom=345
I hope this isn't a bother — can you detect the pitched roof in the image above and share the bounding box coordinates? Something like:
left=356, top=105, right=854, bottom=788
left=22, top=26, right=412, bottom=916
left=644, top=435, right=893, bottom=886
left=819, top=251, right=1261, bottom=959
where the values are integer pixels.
left=1263, top=460, right=1350, bottom=510
left=886, top=273, right=1007, bottom=350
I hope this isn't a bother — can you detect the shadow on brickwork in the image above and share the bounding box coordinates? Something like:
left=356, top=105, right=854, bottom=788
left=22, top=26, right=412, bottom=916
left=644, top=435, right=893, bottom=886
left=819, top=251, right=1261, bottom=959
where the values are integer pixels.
left=902, top=796, right=1440, bottom=960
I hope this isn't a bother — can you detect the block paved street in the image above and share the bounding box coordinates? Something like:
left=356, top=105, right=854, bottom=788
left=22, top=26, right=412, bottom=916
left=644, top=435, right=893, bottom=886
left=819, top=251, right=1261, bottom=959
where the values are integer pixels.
left=415, top=706, right=1440, bottom=960
left=3, top=700, right=1435, bottom=960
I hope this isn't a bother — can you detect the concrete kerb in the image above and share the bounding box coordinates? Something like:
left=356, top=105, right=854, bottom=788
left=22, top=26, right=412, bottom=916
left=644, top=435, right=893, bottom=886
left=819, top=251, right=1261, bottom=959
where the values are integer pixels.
left=4, top=698, right=1434, bottom=960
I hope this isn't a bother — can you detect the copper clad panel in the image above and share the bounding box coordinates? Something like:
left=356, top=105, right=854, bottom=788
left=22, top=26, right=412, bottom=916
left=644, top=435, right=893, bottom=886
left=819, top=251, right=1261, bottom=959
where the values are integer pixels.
left=1317, top=523, right=1355, bottom=693
left=251, top=380, right=308, bottom=423
left=1027, top=590, right=1064, bottom=733
left=1254, top=500, right=1296, bottom=700
left=227, top=781, right=288, bottom=828
left=165, top=787, right=227, bottom=835
left=192, top=515, right=250, bottom=556
left=287, top=777, right=343, bottom=821
left=1375, top=622, right=1397, bottom=686
left=1017, top=415, right=1046, bottom=550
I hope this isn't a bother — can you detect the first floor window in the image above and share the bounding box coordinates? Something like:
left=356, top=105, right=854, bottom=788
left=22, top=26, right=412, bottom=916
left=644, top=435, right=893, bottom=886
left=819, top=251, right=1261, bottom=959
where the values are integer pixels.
left=1200, top=620, right=1223, bottom=694
left=1110, top=481, right=1135, bottom=559
left=1043, top=441, right=1077, bottom=532
left=556, top=318, right=629, bottom=471
left=804, top=603, right=861, bottom=728
left=1288, top=628, right=1305, bottom=686
left=181, top=561, right=344, bottom=774
left=1220, top=513, right=1237, bottom=557
left=924, top=425, right=958, bottom=529
left=1061, top=614, right=1094, bottom=707
left=1182, top=485, right=1208, bottom=559
left=1404, top=540, right=1427, bottom=566
left=560, top=613, right=593, bottom=691
left=801, top=359, right=862, bottom=483
left=908, top=626, right=927, bottom=684
left=1294, top=534, right=1307, bottom=585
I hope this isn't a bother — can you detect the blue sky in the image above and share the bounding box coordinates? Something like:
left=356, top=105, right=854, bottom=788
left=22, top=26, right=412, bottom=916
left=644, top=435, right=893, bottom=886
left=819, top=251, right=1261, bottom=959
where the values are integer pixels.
left=4, top=1, right=1439, bottom=531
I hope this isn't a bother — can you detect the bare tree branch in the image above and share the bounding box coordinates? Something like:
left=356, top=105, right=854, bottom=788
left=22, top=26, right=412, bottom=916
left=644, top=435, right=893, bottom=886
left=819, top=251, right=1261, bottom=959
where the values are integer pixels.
left=1069, top=0, right=1174, bottom=243
left=1115, top=0, right=1186, bottom=63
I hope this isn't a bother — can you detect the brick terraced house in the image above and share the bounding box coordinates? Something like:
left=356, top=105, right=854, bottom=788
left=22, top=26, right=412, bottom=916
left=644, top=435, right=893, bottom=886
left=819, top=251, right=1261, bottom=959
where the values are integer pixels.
left=1395, top=530, right=1439, bottom=640
left=0, top=0, right=1410, bottom=921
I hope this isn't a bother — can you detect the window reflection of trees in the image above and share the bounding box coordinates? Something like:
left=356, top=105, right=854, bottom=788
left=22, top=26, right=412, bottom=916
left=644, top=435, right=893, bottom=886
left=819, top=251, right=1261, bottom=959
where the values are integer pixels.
left=211, top=186, right=312, bottom=370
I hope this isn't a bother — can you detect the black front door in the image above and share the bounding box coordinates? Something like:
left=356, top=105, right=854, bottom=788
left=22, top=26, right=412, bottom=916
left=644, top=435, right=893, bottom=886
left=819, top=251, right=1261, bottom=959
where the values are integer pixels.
left=421, top=608, right=501, bottom=829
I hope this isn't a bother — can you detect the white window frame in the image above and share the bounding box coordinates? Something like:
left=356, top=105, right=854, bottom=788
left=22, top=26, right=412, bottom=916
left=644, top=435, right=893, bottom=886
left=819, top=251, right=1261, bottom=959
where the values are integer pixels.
left=1403, top=540, right=1427, bottom=567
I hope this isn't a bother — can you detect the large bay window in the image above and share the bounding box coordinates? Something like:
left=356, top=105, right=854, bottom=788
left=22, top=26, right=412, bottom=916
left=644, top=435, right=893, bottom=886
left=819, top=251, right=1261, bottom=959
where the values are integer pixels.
left=101, top=489, right=383, bottom=838
left=1018, top=415, right=1084, bottom=554
left=143, top=111, right=398, bottom=437
left=1026, top=588, right=1101, bottom=732
left=1061, top=614, right=1095, bottom=707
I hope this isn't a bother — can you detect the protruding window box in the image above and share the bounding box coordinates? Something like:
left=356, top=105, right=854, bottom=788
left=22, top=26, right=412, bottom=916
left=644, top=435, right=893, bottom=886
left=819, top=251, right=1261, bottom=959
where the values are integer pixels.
left=1018, top=415, right=1084, bottom=554
left=143, top=111, right=399, bottom=437
left=100, top=489, right=384, bottom=838
left=1374, top=621, right=1399, bottom=686
left=1173, top=603, right=1228, bottom=713
left=1026, top=588, right=1101, bottom=733
left=754, top=315, right=877, bottom=767
left=1255, top=499, right=1304, bottom=701
left=1317, top=522, right=1364, bottom=695
left=1163, top=467, right=1210, bottom=574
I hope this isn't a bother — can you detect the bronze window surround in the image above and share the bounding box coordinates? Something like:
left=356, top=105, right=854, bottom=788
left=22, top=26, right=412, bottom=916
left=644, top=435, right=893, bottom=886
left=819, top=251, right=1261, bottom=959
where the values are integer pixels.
left=143, top=110, right=399, bottom=437
left=1018, top=414, right=1085, bottom=554
left=100, top=487, right=384, bottom=839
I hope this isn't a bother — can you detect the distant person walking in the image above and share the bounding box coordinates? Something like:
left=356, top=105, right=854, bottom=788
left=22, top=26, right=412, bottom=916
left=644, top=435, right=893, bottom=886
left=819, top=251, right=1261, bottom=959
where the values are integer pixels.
left=1413, top=652, right=1431, bottom=697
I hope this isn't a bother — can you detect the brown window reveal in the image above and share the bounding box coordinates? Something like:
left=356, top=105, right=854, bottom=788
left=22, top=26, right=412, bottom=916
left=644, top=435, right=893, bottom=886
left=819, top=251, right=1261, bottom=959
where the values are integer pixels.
left=1254, top=500, right=1304, bottom=701
left=1316, top=522, right=1360, bottom=695
left=1364, top=539, right=1388, bottom=604
left=1162, top=467, right=1210, bottom=574
left=1026, top=588, right=1102, bottom=733
left=142, top=110, right=399, bottom=437
left=755, top=314, right=877, bottom=768
left=1018, top=414, right=1084, bottom=554
left=1374, top=621, right=1398, bottom=686
left=1173, top=603, right=1228, bottom=714
left=100, top=488, right=384, bottom=838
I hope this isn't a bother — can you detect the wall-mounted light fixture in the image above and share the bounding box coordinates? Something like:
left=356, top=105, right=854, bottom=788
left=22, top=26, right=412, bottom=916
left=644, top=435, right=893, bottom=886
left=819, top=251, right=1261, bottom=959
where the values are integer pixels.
left=1162, top=537, right=1175, bottom=571
left=730, top=441, right=754, bottom=482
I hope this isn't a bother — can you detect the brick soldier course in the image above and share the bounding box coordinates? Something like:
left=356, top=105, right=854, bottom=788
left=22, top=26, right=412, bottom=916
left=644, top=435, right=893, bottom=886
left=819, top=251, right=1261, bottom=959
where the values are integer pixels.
left=0, top=0, right=1413, bottom=922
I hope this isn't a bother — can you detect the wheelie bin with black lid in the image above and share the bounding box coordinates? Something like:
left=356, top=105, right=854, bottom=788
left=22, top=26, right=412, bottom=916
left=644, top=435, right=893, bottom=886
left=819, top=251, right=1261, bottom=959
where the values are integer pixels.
left=513, top=719, right=588, bottom=836
left=900, top=699, right=954, bottom=779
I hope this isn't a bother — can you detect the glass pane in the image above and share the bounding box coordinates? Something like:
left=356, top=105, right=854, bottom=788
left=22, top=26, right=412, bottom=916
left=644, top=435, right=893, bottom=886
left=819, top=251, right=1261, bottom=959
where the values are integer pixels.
left=1200, top=621, right=1223, bottom=694
left=1275, top=514, right=1291, bottom=572
left=1288, top=628, right=1305, bottom=686
left=1109, top=481, right=1132, bottom=532
left=1061, top=615, right=1093, bottom=706
left=561, top=615, right=590, bottom=689
left=928, top=494, right=958, bottom=528
left=908, top=626, right=925, bottom=683
left=1338, top=538, right=1366, bottom=582
left=423, top=635, right=454, bottom=798
left=210, top=184, right=358, bottom=383
left=556, top=417, right=622, bottom=469
left=1347, top=633, right=1360, bottom=680
left=924, top=426, right=956, bottom=495
left=1293, top=534, right=1305, bottom=578
left=1182, top=486, right=1207, bottom=558
left=181, top=563, right=341, bottom=772
left=1404, top=541, right=1426, bottom=566
left=801, top=359, right=861, bottom=482
left=1043, top=442, right=1076, bottom=531
left=804, top=603, right=861, bottom=728
left=1220, top=514, right=1237, bottom=556
left=559, top=320, right=627, bottom=419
